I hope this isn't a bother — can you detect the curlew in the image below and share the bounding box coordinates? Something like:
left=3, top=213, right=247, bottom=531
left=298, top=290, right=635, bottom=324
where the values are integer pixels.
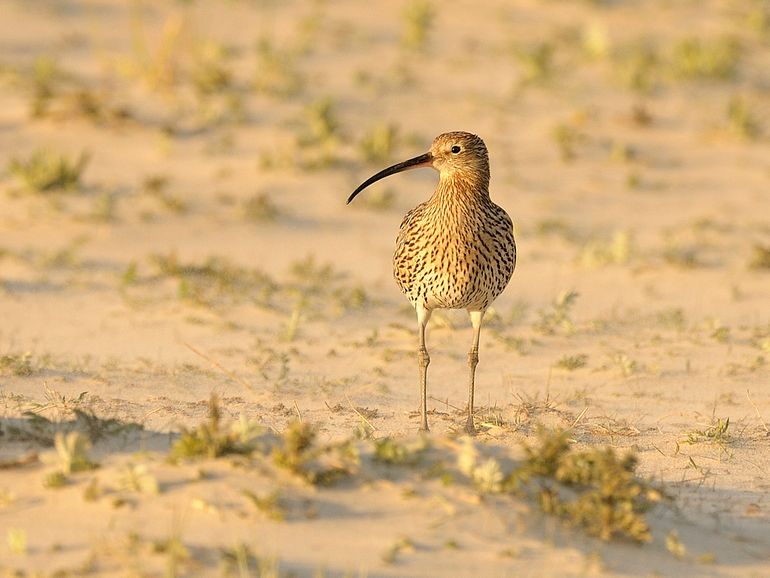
left=347, top=131, right=516, bottom=434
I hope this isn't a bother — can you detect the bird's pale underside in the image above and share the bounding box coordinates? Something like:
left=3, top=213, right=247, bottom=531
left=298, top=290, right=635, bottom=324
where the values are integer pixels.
left=348, top=131, right=516, bottom=434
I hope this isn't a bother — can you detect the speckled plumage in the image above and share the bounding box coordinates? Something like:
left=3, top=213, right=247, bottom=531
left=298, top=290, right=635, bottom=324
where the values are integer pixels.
left=349, top=131, right=516, bottom=434
left=393, top=133, right=516, bottom=312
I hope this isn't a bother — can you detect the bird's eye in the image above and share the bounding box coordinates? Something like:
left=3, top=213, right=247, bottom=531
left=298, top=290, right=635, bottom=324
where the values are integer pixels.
left=451, top=145, right=461, bottom=154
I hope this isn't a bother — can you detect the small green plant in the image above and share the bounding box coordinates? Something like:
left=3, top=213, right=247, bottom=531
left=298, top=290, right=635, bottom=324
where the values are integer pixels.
left=302, top=96, right=339, bottom=145
left=43, top=470, right=68, bottom=489
left=7, top=528, right=27, bottom=555
left=684, top=416, right=732, bottom=448
left=401, top=0, right=434, bottom=51
left=670, top=36, right=741, bottom=81
left=170, top=396, right=260, bottom=460
left=8, top=148, right=89, bottom=193
left=579, top=231, right=632, bottom=268
left=555, top=354, right=588, bottom=371
left=254, top=37, right=305, bottom=97
left=272, top=420, right=316, bottom=473
left=298, top=96, right=340, bottom=168
left=707, top=318, right=730, bottom=343
left=458, top=440, right=504, bottom=493
left=83, top=478, right=101, bottom=502
left=29, top=55, right=64, bottom=117
left=516, top=42, right=555, bottom=84
left=359, top=123, right=398, bottom=164
left=748, top=244, right=770, bottom=270
left=219, top=543, right=266, bottom=577
left=611, top=43, right=659, bottom=93
left=191, top=40, right=232, bottom=96
left=50, top=431, right=98, bottom=475
left=242, top=192, right=280, bottom=223
left=153, top=532, right=189, bottom=576
left=141, top=174, right=187, bottom=213
left=534, top=290, right=579, bottom=335
left=241, top=489, right=285, bottom=521
left=373, top=437, right=428, bottom=465
left=507, top=430, right=661, bottom=542
left=0, top=352, right=35, bottom=376
left=119, top=463, right=160, bottom=495
left=551, top=122, right=584, bottom=161
left=611, top=353, right=639, bottom=377
left=381, top=536, right=416, bottom=564
left=272, top=420, right=358, bottom=485
left=666, top=530, right=687, bottom=559
left=662, top=243, right=700, bottom=268
left=726, top=96, right=760, bottom=140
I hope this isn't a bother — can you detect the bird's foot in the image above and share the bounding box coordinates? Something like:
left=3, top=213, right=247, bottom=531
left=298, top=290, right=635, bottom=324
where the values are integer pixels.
left=463, top=417, right=477, bottom=436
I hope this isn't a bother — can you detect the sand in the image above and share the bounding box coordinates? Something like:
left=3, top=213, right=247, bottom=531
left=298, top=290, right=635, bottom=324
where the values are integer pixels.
left=1, top=0, right=769, bottom=576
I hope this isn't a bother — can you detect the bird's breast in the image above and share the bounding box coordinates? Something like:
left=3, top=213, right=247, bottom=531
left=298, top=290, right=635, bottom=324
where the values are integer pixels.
left=393, top=204, right=515, bottom=311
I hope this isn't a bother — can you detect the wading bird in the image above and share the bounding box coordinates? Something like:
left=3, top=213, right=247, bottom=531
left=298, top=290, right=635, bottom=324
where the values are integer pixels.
left=348, top=131, right=516, bottom=434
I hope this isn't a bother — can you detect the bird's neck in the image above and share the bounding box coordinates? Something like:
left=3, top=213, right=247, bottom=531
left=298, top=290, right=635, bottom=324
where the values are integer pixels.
left=431, top=171, right=490, bottom=208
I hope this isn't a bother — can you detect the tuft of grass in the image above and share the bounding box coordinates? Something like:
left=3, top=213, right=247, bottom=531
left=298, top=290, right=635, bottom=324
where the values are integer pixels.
left=555, top=354, right=588, bottom=371
left=707, top=318, right=730, bottom=343
left=170, top=395, right=260, bottom=461
left=298, top=96, right=340, bottom=169
left=191, top=40, right=232, bottom=96
left=49, top=431, right=98, bottom=476
left=141, top=174, right=187, bottom=213
left=219, top=543, right=272, bottom=577
left=0, top=353, right=35, bottom=376
left=359, top=123, right=398, bottom=164
left=43, top=470, right=68, bottom=489
left=272, top=420, right=358, bottom=485
left=7, top=528, right=27, bottom=555
left=373, top=437, right=427, bottom=465
left=401, top=1, right=434, bottom=51
left=551, top=122, right=584, bottom=161
left=579, top=231, right=632, bottom=268
left=726, top=96, right=760, bottom=140
left=151, top=252, right=275, bottom=307
left=119, top=463, right=160, bottom=495
left=666, top=530, right=687, bottom=559
left=670, top=36, right=741, bottom=81
left=242, top=192, right=280, bottom=223
left=241, top=489, right=285, bottom=521
left=662, top=243, right=701, bottom=269
left=381, top=536, right=416, bottom=564
left=611, top=43, right=659, bottom=93
left=611, top=353, right=639, bottom=377
left=684, top=416, right=732, bottom=449
left=8, top=148, right=89, bottom=193
left=302, top=96, right=339, bottom=145
left=354, top=187, right=396, bottom=212
left=516, top=42, right=555, bottom=85
left=254, top=37, right=305, bottom=97
left=507, top=430, right=662, bottom=542
left=534, top=290, right=579, bottom=335
left=29, top=55, right=63, bottom=117
left=748, top=244, right=770, bottom=270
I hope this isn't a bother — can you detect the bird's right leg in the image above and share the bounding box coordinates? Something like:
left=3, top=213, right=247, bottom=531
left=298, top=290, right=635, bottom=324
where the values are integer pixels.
left=416, top=302, right=432, bottom=432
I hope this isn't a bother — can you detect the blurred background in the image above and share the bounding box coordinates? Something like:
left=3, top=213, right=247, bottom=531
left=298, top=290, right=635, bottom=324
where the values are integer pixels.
left=1, top=0, right=769, bottom=410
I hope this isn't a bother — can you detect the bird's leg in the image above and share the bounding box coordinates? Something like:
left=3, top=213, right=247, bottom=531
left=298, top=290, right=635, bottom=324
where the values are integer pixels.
left=416, top=303, right=432, bottom=432
left=465, top=310, right=485, bottom=435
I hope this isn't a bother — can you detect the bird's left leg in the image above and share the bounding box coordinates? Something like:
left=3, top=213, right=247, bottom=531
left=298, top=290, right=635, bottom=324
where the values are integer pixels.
left=465, top=309, right=485, bottom=435
left=416, top=302, right=432, bottom=432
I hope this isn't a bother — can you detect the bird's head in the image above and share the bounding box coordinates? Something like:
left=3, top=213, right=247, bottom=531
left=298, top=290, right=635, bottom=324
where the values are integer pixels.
left=428, top=131, right=489, bottom=177
left=347, top=131, right=489, bottom=204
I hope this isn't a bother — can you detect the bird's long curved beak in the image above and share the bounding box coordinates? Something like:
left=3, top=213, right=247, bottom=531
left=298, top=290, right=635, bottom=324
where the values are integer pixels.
left=347, top=152, right=433, bottom=204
